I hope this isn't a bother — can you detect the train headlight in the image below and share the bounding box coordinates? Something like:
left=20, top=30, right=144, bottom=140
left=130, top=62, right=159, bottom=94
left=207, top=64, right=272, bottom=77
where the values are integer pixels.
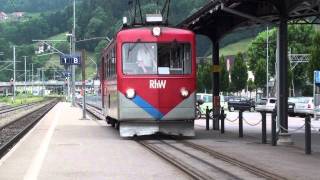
left=180, top=88, right=189, bottom=98
left=152, top=27, right=161, bottom=37
left=126, top=88, right=136, bottom=99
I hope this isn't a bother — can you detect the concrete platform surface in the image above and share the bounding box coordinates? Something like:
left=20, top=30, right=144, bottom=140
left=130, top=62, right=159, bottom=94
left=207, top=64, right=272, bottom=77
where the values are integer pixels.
left=194, top=120, right=320, bottom=180
left=0, top=102, right=188, bottom=180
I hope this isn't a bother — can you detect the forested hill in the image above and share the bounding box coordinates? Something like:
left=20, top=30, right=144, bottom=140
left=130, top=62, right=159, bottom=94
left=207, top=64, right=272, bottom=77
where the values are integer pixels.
left=0, top=0, right=209, bottom=81
left=0, top=0, right=71, bottom=12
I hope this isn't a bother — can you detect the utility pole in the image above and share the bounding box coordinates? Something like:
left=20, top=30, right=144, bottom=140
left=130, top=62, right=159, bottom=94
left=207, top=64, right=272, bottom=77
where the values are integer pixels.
left=31, top=63, right=34, bottom=94
left=71, top=0, right=76, bottom=106
left=266, top=26, right=269, bottom=99
left=13, top=46, right=16, bottom=99
left=23, top=56, right=27, bottom=94
left=81, top=49, right=87, bottom=119
left=42, top=68, right=45, bottom=96
left=37, top=68, right=40, bottom=81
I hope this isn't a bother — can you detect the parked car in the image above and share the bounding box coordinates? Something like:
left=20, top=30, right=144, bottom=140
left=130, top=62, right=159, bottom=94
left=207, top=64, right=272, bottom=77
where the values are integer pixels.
left=288, top=97, right=301, bottom=117
left=288, top=101, right=295, bottom=116
left=227, top=97, right=255, bottom=112
left=255, top=98, right=276, bottom=112
left=196, top=93, right=228, bottom=114
left=294, top=97, right=314, bottom=116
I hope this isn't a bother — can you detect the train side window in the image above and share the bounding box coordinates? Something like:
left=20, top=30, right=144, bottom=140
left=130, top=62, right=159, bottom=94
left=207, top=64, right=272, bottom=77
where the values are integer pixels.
left=107, top=54, right=110, bottom=78
left=111, top=49, right=115, bottom=77
left=104, top=57, right=108, bottom=79
left=112, top=47, right=116, bottom=77
left=102, top=57, right=106, bottom=79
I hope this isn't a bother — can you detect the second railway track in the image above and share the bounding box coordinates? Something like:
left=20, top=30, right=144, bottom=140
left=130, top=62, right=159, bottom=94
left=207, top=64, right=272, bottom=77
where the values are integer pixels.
left=0, top=99, right=58, bottom=159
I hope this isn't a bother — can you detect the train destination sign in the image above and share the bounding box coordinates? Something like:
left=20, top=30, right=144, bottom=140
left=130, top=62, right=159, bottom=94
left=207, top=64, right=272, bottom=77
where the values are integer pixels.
left=60, top=54, right=81, bottom=65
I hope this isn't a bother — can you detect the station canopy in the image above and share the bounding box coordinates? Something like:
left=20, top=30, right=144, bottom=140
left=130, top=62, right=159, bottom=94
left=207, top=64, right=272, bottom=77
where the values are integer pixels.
left=178, top=0, right=320, bottom=40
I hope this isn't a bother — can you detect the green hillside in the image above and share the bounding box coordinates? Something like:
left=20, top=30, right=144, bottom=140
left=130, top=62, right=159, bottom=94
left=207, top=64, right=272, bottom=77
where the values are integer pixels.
left=0, top=0, right=209, bottom=81
left=220, top=38, right=254, bottom=56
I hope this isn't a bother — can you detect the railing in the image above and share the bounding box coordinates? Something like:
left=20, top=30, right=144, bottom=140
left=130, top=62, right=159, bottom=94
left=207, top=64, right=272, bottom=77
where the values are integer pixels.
left=201, top=106, right=320, bottom=155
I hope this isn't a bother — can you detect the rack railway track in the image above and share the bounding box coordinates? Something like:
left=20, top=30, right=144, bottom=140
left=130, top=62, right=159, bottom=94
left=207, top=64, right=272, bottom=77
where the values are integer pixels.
left=83, top=102, right=286, bottom=180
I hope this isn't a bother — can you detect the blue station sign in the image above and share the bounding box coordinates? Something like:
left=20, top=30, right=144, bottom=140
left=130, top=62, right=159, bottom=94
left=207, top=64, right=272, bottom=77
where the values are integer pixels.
left=64, top=71, right=71, bottom=77
left=315, top=71, right=320, bottom=84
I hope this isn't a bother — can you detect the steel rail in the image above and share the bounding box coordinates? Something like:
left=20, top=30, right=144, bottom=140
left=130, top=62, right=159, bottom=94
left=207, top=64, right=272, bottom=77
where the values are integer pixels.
left=0, top=100, right=58, bottom=159
left=137, top=139, right=213, bottom=180
left=176, top=138, right=287, bottom=180
left=0, top=104, right=32, bottom=114
left=0, top=105, right=11, bottom=111
left=138, top=136, right=287, bottom=180
left=77, top=102, right=103, bottom=120
left=0, top=99, right=49, bottom=115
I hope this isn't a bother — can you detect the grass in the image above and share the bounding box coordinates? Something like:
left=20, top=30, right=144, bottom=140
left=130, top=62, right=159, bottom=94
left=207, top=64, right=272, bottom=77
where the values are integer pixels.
left=25, top=12, right=42, bottom=18
left=220, top=38, right=254, bottom=56
left=48, top=32, right=68, bottom=41
left=0, top=95, right=47, bottom=106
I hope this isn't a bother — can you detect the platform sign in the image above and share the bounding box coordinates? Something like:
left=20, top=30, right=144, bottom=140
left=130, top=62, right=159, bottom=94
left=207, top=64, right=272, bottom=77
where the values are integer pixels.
left=60, top=54, right=81, bottom=65
left=64, top=71, right=71, bottom=77
left=315, top=71, right=320, bottom=84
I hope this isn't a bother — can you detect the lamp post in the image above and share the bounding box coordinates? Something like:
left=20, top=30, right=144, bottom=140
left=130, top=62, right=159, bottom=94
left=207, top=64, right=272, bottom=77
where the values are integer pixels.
left=23, top=56, right=27, bottom=94
left=266, top=26, right=269, bottom=99
left=66, top=33, right=73, bottom=102
left=71, top=0, right=76, bottom=107
left=13, top=46, right=16, bottom=99
left=31, top=63, right=33, bottom=94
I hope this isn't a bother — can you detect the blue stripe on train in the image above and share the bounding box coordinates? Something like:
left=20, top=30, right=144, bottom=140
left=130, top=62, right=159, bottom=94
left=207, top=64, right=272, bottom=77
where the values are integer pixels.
left=132, top=95, right=164, bottom=120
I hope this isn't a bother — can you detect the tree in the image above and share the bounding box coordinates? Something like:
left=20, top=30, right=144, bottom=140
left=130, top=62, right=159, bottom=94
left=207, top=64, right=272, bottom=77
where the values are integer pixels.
left=248, top=25, right=315, bottom=94
left=247, top=29, right=277, bottom=76
left=231, top=53, right=248, bottom=93
left=308, top=31, right=320, bottom=82
left=94, top=40, right=108, bottom=65
left=197, top=62, right=212, bottom=93
left=247, top=79, right=255, bottom=98
left=219, top=55, right=229, bottom=93
left=254, top=59, right=267, bottom=89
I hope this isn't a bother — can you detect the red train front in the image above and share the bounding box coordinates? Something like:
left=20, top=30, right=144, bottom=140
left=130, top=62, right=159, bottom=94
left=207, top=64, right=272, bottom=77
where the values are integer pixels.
left=101, top=21, right=196, bottom=137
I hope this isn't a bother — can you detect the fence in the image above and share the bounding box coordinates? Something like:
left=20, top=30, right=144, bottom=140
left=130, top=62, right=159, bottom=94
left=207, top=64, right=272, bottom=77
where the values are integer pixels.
left=202, top=106, right=320, bottom=155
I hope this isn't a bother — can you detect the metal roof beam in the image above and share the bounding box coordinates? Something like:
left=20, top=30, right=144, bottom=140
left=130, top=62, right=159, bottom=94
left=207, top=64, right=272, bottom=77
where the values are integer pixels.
left=221, top=3, right=272, bottom=25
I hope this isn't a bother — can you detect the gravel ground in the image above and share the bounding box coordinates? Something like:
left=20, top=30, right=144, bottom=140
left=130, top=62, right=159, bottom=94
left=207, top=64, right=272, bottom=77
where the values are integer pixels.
left=0, top=100, right=57, bottom=147
left=0, top=101, right=53, bottom=129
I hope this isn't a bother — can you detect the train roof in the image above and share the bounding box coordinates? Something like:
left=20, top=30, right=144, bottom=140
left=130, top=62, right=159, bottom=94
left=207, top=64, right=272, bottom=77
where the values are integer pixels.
left=102, top=26, right=194, bottom=53
left=117, top=26, right=194, bottom=38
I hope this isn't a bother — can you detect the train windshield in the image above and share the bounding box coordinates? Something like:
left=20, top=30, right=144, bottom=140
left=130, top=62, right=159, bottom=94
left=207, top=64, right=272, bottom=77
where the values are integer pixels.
left=122, top=42, right=191, bottom=75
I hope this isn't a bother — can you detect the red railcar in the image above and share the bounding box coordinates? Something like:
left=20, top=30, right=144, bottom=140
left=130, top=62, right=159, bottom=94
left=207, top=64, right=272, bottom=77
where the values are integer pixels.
left=100, top=24, right=196, bottom=137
